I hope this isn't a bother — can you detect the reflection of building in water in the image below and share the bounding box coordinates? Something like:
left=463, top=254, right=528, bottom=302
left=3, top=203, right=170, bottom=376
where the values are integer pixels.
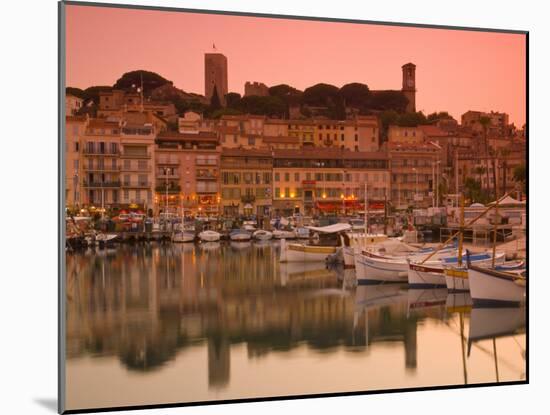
left=208, top=337, right=230, bottom=389
left=67, top=244, right=420, bottom=378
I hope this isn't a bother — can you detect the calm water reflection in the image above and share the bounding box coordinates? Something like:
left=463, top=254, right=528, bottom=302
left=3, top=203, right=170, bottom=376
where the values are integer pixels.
left=65, top=242, right=526, bottom=411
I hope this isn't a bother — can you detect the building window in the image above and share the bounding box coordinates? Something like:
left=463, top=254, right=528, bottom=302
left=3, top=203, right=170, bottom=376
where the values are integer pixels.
left=274, top=172, right=280, bottom=182
left=341, top=134, right=344, bottom=141
left=275, top=188, right=280, bottom=198
left=123, top=189, right=129, bottom=201
left=284, top=172, right=290, bottom=182
left=354, top=134, right=358, bottom=141
left=294, top=172, right=300, bottom=182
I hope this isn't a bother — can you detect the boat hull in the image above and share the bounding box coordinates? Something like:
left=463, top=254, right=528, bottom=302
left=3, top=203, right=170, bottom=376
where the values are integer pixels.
left=199, top=231, right=221, bottom=242
left=355, top=253, right=409, bottom=284
left=279, top=239, right=338, bottom=262
left=253, top=230, right=273, bottom=241
left=468, top=266, right=525, bottom=307
left=407, top=263, right=446, bottom=288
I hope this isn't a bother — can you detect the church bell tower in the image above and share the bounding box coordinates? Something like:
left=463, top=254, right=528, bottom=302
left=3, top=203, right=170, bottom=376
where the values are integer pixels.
left=402, top=63, right=416, bottom=113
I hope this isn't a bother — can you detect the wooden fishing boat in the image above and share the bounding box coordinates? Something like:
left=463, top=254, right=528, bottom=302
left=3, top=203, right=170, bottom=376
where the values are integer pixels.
left=279, top=223, right=351, bottom=262
left=199, top=230, right=221, bottom=242
left=468, top=264, right=526, bottom=307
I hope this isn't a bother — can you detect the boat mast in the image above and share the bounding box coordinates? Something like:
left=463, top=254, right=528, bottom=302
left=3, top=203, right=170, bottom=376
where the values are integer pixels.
left=458, top=194, right=464, bottom=266
left=364, top=181, right=368, bottom=248
left=492, top=203, right=498, bottom=268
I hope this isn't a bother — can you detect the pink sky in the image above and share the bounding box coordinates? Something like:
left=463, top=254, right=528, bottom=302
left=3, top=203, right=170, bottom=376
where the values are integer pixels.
left=66, top=4, right=526, bottom=126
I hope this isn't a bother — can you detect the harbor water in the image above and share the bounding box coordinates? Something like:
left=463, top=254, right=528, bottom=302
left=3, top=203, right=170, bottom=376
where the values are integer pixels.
left=65, top=242, right=526, bottom=411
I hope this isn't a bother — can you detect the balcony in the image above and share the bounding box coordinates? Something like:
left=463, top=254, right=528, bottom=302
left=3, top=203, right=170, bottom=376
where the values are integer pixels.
left=122, top=182, right=152, bottom=188
left=241, top=195, right=256, bottom=204
left=157, top=157, right=180, bottom=165
left=82, top=149, right=119, bottom=156
left=83, top=165, right=121, bottom=172
left=157, top=173, right=180, bottom=179
left=196, top=174, right=217, bottom=181
left=196, top=158, right=218, bottom=166
left=196, top=182, right=218, bottom=193
left=155, top=184, right=181, bottom=194
left=82, top=181, right=121, bottom=188
left=121, top=165, right=152, bottom=172
left=120, top=152, right=152, bottom=159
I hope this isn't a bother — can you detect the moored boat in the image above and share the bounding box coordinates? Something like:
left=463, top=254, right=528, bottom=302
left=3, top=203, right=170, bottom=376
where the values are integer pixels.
left=279, top=238, right=339, bottom=263
left=468, top=264, right=526, bottom=307
left=199, top=230, right=221, bottom=242
left=171, top=230, right=195, bottom=243
left=229, top=229, right=252, bottom=241
left=273, top=229, right=296, bottom=239
left=409, top=251, right=505, bottom=289
left=253, top=229, right=273, bottom=240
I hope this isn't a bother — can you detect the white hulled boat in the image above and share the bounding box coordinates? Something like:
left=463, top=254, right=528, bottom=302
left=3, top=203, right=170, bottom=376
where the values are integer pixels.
left=229, top=229, right=252, bottom=241
left=279, top=223, right=351, bottom=263
left=408, top=251, right=505, bottom=288
left=172, top=230, right=195, bottom=243
left=444, top=259, right=525, bottom=292
left=273, top=229, right=296, bottom=239
left=468, top=264, right=526, bottom=307
left=199, top=230, right=221, bottom=242
left=253, top=229, right=273, bottom=240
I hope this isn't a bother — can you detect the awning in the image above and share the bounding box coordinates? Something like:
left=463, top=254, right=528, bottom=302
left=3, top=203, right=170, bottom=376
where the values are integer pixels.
left=306, top=223, right=351, bottom=234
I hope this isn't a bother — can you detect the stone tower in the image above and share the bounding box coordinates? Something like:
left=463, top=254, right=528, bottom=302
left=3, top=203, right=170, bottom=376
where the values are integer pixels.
left=205, top=53, right=228, bottom=106
left=402, top=63, right=416, bottom=113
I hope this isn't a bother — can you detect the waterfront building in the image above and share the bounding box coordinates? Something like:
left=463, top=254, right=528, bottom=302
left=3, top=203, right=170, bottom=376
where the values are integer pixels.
left=388, top=142, right=441, bottom=209
left=178, top=111, right=217, bottom=133
left=80, top=118, right=122, bottom=209
left=205, top=52, right=228, bottom=106
left=220, top=148, right=273, bottom=216
left=155, top=131, right=220, bottom=215
left=272, top=148, right=390, bottom=216
left=119, top=114, right=156, bottom=210
left=65, top=115, right=88, bottom=208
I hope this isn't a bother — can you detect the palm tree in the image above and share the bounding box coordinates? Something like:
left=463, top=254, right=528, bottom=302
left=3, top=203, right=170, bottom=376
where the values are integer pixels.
left=479, top=116, right=496, bottom=200
left=499, top=148, right=511, bottom=196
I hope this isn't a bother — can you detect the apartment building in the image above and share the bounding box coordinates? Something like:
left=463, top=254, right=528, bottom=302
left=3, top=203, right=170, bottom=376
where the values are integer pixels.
left=155, top=131, right=220, bottom=215
left=220, top=148, right=273, bottom=216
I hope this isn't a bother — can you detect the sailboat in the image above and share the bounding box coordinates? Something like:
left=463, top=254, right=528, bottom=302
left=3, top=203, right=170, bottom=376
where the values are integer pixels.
left=172, top=200, right=195, bottom=242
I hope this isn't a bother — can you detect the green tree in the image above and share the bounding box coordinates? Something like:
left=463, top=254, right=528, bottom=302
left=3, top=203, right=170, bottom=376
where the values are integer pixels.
left=209, top=85, right=222, bottom=112
left=479, top=116, right=493, bottom=199
left=513, top=164, right=526, bottom=193
left=225, top=92, right=242, bottom=108
left=302, top=83, right=340, bottom=107
left=339, top=82, right=371, bottom=108
left=369, top=91, right=409, bottom=113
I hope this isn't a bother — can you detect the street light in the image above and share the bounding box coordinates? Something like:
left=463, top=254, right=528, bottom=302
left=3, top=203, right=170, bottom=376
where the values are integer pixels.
left=412, top=167, right=418, bottom=207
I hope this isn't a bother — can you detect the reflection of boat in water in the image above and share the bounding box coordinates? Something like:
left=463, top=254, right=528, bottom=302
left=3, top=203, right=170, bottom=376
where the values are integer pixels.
left=407, top=288, right=448, bottom=316
left=199, top=241, right=221, bottom=251
left=278, top=262, right=336, bottom=286
left=467, top=307, right=526, bottom=382
left=230, top=241, right=252, bottom=250
left=468, top=307, right=526, bottom=345
left=445, top=292, right=473, bottom=314
left=355, top=283, right=409, bottom=311
left=468, top=264, right=526, bottom=307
